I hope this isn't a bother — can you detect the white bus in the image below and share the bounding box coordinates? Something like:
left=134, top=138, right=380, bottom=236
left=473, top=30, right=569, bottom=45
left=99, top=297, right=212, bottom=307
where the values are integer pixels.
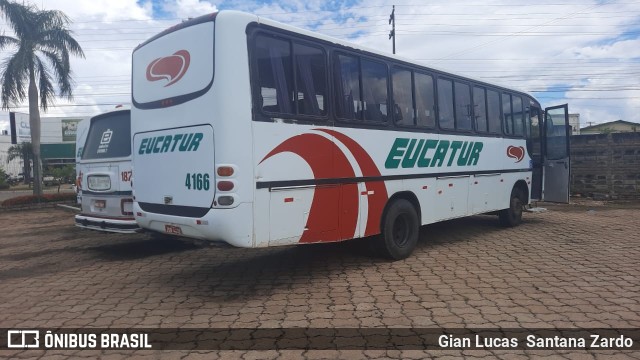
left=74, top=117, right=90, bottom=202
left=131, top=11, right=570, bottom=259
left=75, top=109, right=138, bottom=233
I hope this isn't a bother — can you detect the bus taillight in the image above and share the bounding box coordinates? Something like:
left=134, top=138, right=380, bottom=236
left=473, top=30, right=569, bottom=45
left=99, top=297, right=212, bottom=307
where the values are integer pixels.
left=217, top=196, right=234, bottom=206
left=217, top=166, right=234, bottom=177
left=217, top=180, right=234, bottom=191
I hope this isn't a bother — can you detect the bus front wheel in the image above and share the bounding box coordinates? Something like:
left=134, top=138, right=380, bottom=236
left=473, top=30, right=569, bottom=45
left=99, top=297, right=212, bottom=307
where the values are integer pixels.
left=499, top=187, right=524, bottom=227
left=378, top=199, right=419, bottom=260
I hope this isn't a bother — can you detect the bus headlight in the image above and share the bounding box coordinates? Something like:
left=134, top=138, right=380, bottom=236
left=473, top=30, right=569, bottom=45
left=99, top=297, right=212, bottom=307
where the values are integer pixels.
left=87, top=175, right=111, bottom=191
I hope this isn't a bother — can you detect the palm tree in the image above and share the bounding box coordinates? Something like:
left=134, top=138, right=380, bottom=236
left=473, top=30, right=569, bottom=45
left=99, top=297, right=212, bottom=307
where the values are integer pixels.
left=0, top=0, right=84, bottom=195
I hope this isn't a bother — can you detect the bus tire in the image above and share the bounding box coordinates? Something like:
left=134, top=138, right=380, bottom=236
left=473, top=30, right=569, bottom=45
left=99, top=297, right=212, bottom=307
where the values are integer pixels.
left=499, top=187, right=524, bottom=227
left=378, top=198, right=419, bottom=260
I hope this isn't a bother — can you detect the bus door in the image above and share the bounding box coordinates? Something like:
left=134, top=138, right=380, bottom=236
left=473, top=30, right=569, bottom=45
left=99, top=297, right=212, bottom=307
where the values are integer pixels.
left=542, top=104, right=570, bottom=203
left=529, top=106, right=543, bottom=200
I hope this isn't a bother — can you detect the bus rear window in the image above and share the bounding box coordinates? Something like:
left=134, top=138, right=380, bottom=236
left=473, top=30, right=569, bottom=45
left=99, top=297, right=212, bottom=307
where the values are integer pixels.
left=82, top=112, right=131, bottom=160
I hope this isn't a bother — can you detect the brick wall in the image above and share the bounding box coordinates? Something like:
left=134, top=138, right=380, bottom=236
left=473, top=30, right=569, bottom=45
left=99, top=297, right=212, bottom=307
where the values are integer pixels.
left=570, top=132, right=640, bottom=199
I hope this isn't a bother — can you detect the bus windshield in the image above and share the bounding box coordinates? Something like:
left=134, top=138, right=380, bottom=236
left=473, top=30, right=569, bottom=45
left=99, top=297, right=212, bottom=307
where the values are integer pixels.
left=82, top=111, right=131, bottom=160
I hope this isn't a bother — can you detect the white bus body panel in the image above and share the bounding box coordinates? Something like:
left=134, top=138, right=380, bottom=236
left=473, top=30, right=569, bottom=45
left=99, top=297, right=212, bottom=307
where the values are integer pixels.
left=75, top=110, right=137, bottom=233
left=253, top=124, right=531, bottom=246
left=75, top=119, right=90, bottom=204
left=75, top=159, right=136, bottom=233
left=132, top=12, right=255, bottom=247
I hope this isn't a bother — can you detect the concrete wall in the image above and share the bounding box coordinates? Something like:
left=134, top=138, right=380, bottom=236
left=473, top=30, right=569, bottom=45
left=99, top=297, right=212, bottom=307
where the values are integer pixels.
left=570, top=132, right=640, bottom=199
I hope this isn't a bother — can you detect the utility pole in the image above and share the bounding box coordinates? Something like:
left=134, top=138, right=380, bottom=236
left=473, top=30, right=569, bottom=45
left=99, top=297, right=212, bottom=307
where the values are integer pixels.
left=389, top=5, right=396, bottom=54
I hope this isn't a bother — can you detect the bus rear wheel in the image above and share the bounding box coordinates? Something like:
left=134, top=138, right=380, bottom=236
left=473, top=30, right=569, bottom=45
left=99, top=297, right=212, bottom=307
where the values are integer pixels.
left=499, top=187, right=524, bottom=227
left=378, top=199, right=419, bottom=260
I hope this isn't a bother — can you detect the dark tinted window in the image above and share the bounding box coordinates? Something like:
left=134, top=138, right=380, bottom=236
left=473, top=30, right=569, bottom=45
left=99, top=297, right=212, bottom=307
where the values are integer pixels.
left=473, top=87, right=487, bottom=132
left=361, top=59, right=388, bottom=122
left=335, top=54, right=361, bottom=120
left=294, top=43, right=327, bottom=116
left=487, top=89, right=501, bottom=133
left=255, top=35, right=294, bottom=114
left=254, top=35, right=328, bottom=117
left=392, top=68, right=414, bottom=126
left=437, top=78, right=454, bottom=129
left=415, top=72, right=435, bottom=127
left=82, top=112, right=131, bottom=160
left=502, top=93, right=513, bottom=135
left=512, top=96, right=524, bottom=136
left=455, top=81, right=472, bottom=130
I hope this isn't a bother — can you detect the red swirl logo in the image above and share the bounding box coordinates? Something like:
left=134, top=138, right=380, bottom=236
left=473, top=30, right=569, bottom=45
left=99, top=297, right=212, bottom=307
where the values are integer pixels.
left=261, top=130, right=388, bottom=243
left=507, top=145, right=525, bottom=163
left=146, top=50, right=190, bottom=87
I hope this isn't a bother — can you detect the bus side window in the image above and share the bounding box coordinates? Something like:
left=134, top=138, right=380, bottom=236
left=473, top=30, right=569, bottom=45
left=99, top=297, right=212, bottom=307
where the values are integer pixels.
left=392, top=67, right=414, bottom=126
left=487, top=89, right=501, bottom=133
left=512, top=96, right=524, bottom=136
left=454, top=81, right=472, bottom=131
left=334, top=54, right=362, bottom=120
left=437, top=78, right=455, bottom=130
left=255, top=35, right=294, bottom=114
left=502, top=93, right=513, bottom=135
left=473, top=86, right=488, bottom=132
left=361, top=58, right=388, bottom=122
left=294, top=42, right=327, bottom=116
left=415, top=72, right=435, bottom=128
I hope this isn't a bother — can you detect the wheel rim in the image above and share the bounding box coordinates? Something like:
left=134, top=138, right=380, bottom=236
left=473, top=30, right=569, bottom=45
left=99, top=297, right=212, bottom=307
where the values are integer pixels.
left=392, top=213, right=411, bottom=248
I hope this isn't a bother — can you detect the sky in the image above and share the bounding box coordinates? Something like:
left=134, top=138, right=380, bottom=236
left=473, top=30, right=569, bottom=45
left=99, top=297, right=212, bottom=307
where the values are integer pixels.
left=0, top=0, right=639, bottom=132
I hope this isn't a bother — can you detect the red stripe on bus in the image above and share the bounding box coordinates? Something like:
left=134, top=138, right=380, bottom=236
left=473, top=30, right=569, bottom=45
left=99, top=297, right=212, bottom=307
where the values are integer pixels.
left=261, top=133, right=358, bottom=243
left=317, top=129, right=389, bottom=237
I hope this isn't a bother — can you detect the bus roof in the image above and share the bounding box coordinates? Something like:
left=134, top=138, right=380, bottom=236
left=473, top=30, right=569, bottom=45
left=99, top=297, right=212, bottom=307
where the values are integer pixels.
left=137, top=10, right=536, bottom=103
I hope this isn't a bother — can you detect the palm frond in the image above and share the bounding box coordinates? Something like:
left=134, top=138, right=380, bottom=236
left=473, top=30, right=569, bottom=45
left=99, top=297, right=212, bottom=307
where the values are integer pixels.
left=35, top=56, right=55, bottom=111
left=40, top=49, right=73, bottom=98
left=0, top=49, right=29, bottom=109
left=40, top=29, right=85, bottom=58
left=0, top=0, right=37, bottom=39
left=0, top=34, right=19, bottom=50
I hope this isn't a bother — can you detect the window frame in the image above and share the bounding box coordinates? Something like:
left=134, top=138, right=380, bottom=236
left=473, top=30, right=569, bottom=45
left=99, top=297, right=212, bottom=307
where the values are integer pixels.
left=390, top=66, right=437, bottom=131
left=250, top=30, right=330, bottom=124
left=247, top=23, right=541, bottom=138
left=473, top=85, right=489, bottom=133
left=454, top=80, right=474, bottom=133
left=333, top=50, right=391, bottom=127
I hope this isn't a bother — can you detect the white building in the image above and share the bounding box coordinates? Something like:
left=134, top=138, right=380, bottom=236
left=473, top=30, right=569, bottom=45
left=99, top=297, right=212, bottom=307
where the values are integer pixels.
left=0, top=113, right=90, bottom=176
left=569, top=113, right=580, bottom=135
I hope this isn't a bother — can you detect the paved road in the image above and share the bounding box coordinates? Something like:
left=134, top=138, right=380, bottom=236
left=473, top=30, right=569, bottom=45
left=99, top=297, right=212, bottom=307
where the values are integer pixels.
left=0, top=201, right=638, bottom=359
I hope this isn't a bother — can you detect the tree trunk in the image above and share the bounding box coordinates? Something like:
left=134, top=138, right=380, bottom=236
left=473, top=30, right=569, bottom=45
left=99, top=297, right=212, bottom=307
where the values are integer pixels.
left=21, top=145, right=32, bottom=185
left=28, top=72, right=43, bottom=196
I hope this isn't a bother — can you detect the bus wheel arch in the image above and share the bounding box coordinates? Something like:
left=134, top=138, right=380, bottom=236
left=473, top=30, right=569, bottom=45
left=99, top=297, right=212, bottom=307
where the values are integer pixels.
left=377, top=191, right=421, bottom=260
left=499, top=181, right=528, bottom=227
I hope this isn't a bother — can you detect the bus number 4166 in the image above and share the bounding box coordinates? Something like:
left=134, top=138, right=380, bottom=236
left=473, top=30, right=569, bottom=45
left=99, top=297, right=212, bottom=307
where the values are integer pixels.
left=185, top=173, right=210, bottom=190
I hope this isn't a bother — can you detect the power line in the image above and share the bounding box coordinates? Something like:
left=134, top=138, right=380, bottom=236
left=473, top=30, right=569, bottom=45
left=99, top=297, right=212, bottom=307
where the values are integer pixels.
left=432, top=0, right=619, bottom=61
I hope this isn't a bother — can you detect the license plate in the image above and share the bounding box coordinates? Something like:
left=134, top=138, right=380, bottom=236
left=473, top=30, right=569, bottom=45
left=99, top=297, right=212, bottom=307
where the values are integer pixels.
left=94, top=200, right=106, bottom=209
left=164, top=224, right=182, bottom=235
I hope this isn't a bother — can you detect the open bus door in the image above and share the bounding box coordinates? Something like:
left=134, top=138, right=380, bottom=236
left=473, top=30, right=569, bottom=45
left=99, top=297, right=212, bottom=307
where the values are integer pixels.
left=542, top=104, right=570, bottom=203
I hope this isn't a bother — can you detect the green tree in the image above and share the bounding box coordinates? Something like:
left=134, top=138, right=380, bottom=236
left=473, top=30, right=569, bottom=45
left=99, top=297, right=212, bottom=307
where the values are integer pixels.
left=0, top=0, right=84, bottom=195
left=0, top=167, right=8, bottom=189
left=6, top=141, right=33, bottom=184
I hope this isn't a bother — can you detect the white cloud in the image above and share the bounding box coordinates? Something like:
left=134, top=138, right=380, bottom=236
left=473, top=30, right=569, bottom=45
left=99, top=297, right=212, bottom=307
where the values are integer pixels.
left=160, top=0, right=218, bottom=19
